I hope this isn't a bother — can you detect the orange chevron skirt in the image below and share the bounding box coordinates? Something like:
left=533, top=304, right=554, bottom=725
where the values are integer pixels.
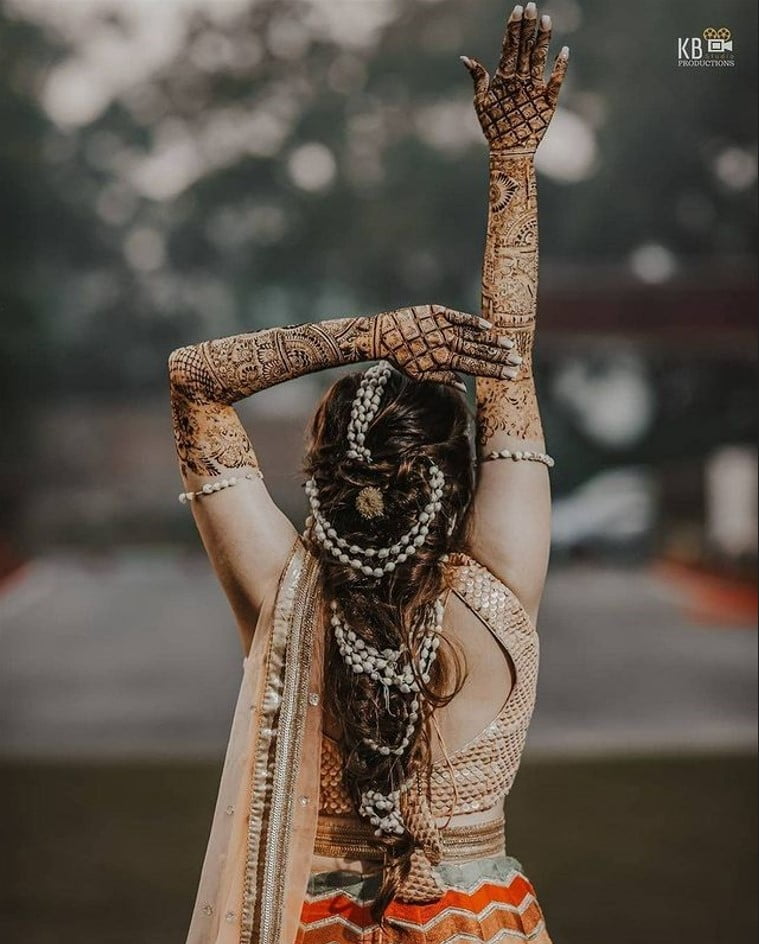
left=295, top=855, right=553, bottom=943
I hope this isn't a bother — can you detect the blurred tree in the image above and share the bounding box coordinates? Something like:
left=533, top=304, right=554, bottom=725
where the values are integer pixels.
left=0, top=0, right=755, bottom=547
left=1, top=0, right=753, bottom=400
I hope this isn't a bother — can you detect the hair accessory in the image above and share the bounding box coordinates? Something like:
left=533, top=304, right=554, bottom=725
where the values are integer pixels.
left=346, top=361, right=392, bottom=462
left=355, top=485, right=385, bottom=519
left=178, top=470, right=263, bottom=503
left=304, top=361, right=447, bottom=578
left=330, top=597, right=444, bottom=836
left=480, top=448, right=554, bottom=468
left=305, top=463, right=445, bottom=576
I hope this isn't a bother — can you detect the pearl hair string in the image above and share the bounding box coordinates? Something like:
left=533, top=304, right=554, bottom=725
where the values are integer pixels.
left=332, top=597, right=444, bottom=836
left=304, top=360, right=448, bottom=578
left=305, top=464, right=445, bottom=576
left=480, top=448, right=554, bottom=467
left=346, top=360, right=392, bottom=462
left=308, top=360, right=451, bottom=838
left=178, top=470, right=263, bottom=503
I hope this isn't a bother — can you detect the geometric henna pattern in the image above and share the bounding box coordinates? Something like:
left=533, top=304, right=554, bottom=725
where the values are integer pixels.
left=368, top=304, right=518, bottom=386
left=463, top=7, right=568, bottom=156
left=168, top=306, right=514, bottom=478
left=461, top=5, right=569, bottom=448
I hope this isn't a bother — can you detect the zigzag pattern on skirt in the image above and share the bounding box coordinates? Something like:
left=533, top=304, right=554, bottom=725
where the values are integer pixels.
left=296, top=857, right=553, bottom=943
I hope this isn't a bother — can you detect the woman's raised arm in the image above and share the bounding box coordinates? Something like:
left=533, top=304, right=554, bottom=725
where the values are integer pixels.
left=168, top=305, right=512, bottom=649
left=461, top=2, right=569, bottom=619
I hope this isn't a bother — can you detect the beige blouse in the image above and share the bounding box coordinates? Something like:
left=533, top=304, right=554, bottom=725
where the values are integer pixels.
left=317, top=551, right=541, bottom=900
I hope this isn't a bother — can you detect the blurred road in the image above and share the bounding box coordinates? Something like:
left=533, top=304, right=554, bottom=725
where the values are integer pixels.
left=0, top=551, right=756, bottom=758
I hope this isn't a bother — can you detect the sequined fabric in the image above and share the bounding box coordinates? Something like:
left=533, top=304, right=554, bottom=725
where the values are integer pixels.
left=317, top=552, right=540, bottom=901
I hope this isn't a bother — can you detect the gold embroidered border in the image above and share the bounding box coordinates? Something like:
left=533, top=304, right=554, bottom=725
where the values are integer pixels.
left=239, top=540, right=319, bottom=944
left=261, top=548, right=320, bottom=942
left=313, top=815, right=507, bottom=862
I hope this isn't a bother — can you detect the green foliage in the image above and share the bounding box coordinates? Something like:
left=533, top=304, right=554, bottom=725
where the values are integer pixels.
left=0, top=0, right=755, bottom=404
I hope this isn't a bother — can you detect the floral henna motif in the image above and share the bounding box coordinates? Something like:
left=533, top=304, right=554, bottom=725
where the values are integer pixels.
left=168, top=307, right=510, bottom=479
left=170, top=389, right=258, bottom=478
left=168, top=318, right=368, bottom=478
left=490, top=172, right=520, bottom=212
left=476, top=151, right=542, bottom=445
left=461, top=4, right=568, bottom=448
left=198, top=319, right=368, bottom=404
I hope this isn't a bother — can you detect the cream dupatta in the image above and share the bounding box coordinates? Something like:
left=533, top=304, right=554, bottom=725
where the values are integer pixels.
left=186, top=537, right=325, bottom=944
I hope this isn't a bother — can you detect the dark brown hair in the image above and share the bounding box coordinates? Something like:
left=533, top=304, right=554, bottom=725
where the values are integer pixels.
left=303, top=369, right=474, bottom=923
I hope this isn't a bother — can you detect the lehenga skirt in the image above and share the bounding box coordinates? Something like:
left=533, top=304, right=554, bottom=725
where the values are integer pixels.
left=295, top=855, right=553, bottom=943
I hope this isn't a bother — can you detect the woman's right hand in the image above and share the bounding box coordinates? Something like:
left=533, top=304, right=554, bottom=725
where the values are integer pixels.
left=461, top=2, right=568, bottom=154
left=369, top=304, right=522, bottom=390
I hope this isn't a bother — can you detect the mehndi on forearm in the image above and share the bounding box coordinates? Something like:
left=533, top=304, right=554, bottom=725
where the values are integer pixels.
left=476, top=151, right=543, bottom=449
left=168, top=317, right=372, bottom=479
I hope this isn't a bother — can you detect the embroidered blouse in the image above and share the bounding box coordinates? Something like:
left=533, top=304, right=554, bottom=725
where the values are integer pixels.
left=317, top=551, right=541, bottom=900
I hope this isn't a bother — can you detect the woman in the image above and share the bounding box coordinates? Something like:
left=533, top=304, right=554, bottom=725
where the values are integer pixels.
left=170, top=4, right=568, bottom=942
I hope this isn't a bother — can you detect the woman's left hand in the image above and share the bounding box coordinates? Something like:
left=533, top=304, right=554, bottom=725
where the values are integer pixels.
left=370, top=304, right=521, bottom=390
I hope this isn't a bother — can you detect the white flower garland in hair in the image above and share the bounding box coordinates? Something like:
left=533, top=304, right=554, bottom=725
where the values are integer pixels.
left=306, top=360, right=451, bottom=838
left=304, top=465, right=445, bottom=576
left=331, top=597, right=444, bottom=836
left=304, top=360, right=447, bottom=578
left=346, top=360, right=392, bottom=462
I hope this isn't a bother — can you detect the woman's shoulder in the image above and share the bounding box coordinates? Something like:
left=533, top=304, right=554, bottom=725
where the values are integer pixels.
left=445, top=550, right=535, bottom=631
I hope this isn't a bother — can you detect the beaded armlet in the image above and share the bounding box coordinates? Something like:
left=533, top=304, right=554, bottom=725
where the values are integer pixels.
left=177, top=470, right=263, bottom=503
left=479, top=448, right=554, bottom=468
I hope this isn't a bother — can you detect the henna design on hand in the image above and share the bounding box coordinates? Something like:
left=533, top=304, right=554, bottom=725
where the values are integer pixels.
left=369, top=305, right=519, bottom=389
left=477, top=143, right=542, bottom=446
left=168, top=309, right=516, bottom=479
left=461, top=4, right=569, bottom=448
left=168, top=318, right=367, bottom=478
left=462, top=5, right=568, bottom=153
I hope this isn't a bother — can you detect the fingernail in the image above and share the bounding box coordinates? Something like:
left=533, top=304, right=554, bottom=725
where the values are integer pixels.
left=560, top=45, right=570, bottom=58
left=454, top=382, right=468, bottom=393
left=502, top=367, right=518, bottom=379
left=525, top=2, right=537, bottom=16
left=460, top=55, right=471, bottom=66
left=510, top=354, right=523, bottom=364
left=540, top=14, right=551, bottom=28
left=478, top=317, right=494, bottom=329
left=497, top=337, right=515, bottom=348
left=510, top=5, right=524, bottom=21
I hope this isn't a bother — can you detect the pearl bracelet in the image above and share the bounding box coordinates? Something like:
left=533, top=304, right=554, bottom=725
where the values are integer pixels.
left=178, top=470, right=263, bottom=504
left=480, top=448, right=555, bottom=468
